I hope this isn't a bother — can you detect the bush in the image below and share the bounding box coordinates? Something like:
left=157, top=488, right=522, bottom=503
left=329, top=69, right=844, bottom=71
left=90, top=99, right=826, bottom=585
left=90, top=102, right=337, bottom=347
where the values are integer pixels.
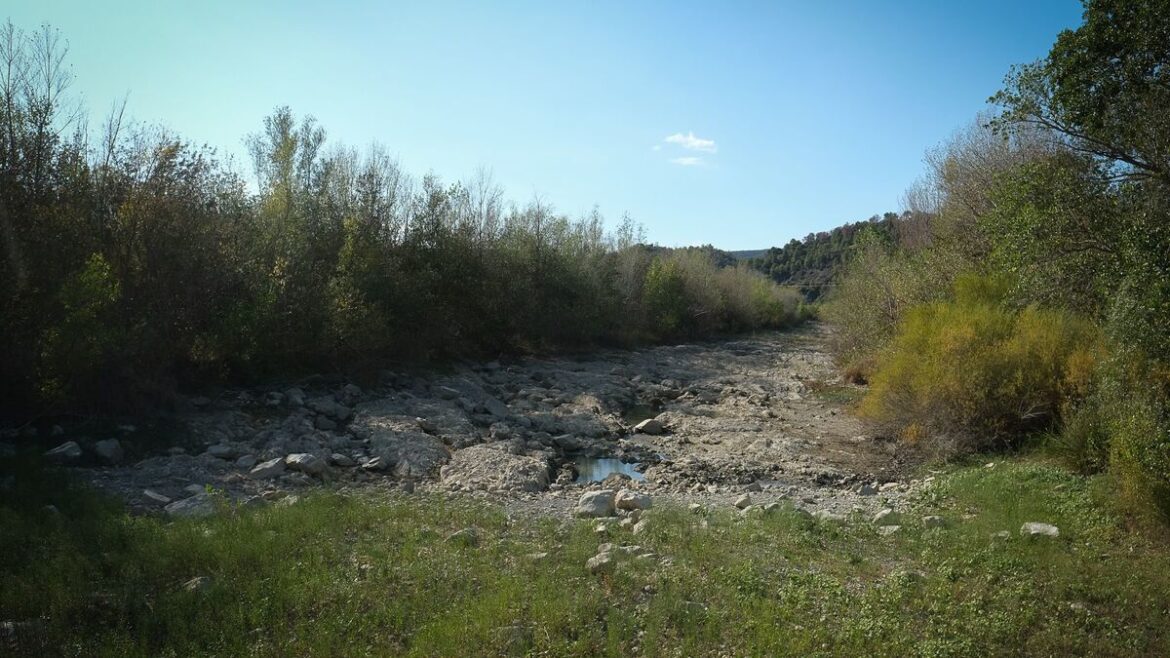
left=860, top=275, right=1102, bottom=456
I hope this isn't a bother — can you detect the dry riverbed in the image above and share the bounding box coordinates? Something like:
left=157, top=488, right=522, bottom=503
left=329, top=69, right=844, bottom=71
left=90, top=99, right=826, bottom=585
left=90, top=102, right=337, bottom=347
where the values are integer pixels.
left=29, top=325, right=924, bottom=520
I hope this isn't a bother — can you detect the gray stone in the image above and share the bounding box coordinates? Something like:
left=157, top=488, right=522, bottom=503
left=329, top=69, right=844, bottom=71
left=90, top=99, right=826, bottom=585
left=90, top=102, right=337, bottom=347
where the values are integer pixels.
left=872, top=508, right=900, bottom=525
left=1020, top=522, right=1059, bottom=538
left=93, top=438, right=124, bottom=465
left=586, top=552, right=614, bottom=574
left=285, top=453, right=327, bottom=476
left=249, top=457, right=286, bottom=479
left=235, top=454, right=258, bottom=469
left=923, top=515, right=946, bottom=529
left=314, top=416, right=337, bottom=431
left=633, top=418, right=663, bottom=435
left=43, top=441, right=82, bottom=464
left=165, top=493, right=216, bottom=519
left=482, top=396, right=509, bottom=418
left=857, top=483, right=878, bottom=496
left=734, top=494, right=752, bottom=510
left=877, top=525, right=902, bottom=536
left=329, top=453, right=356, bottom=467
left=361, top=456, right=387, bottom=472
left=206, top=443, right=237, bottom=460
left=435, top=385, right=461, bottom=400
left=614, top=489, right=653, bottom=511
left=285, top=387, right=306, bottom=406
left=575, top=490, right=617, bottom=518
left=445, top=527, right=480, bottom=547
left=743, top=481, right=763, bottom=493
left=143, top=489, right=171, bottom=504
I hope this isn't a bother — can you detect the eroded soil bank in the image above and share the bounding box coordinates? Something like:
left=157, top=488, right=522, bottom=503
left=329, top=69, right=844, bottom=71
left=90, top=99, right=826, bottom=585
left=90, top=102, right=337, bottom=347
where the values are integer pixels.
left=38, top=325, right=923, bottom=518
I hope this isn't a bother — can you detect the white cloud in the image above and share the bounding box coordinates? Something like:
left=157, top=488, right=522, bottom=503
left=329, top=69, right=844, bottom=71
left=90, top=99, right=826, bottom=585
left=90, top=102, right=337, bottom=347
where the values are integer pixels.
left=664, top=131, right=717, bottom=153
left=652, top=144, right=662, bottom=151
left=669, top=156, right=704, bottom=166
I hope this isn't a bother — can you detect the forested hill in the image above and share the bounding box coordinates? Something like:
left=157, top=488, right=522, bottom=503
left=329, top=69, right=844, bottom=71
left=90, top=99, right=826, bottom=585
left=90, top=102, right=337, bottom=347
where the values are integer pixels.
left=748, top=213, right=902, bottom=300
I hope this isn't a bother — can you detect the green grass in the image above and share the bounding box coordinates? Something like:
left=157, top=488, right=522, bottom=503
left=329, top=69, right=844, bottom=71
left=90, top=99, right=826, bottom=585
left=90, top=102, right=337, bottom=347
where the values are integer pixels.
left=2, top=457, right=1169, bottom=657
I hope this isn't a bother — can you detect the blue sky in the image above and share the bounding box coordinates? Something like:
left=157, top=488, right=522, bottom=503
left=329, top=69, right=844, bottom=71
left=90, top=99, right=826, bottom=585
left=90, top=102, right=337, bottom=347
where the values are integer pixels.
left=9, top=1, right=1082, bottom=249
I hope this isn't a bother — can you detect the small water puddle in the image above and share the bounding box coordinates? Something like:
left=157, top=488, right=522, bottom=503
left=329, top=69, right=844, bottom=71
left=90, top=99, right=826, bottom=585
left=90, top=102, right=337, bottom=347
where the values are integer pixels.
left=574, top=457, right=645, bottom=483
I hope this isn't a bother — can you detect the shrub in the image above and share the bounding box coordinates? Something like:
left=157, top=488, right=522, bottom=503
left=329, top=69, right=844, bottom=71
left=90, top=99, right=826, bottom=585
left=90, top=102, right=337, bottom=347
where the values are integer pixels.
left=860, top=275, right=1102, bottom=456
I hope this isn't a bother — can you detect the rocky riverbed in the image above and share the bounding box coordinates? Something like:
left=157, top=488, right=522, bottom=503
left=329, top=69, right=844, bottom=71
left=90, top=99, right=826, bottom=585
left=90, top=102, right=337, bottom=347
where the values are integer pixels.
left=17, top=325, right=926, bottom=520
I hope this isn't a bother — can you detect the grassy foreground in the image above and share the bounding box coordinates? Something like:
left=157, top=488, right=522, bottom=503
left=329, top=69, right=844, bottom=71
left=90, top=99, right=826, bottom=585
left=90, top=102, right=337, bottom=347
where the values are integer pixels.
left=2, top=459, right=1169, bottom=657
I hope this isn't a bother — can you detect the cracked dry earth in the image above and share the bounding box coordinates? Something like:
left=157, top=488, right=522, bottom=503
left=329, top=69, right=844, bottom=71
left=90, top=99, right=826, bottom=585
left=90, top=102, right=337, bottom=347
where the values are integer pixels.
left=69, top=324, right=923, bottom=520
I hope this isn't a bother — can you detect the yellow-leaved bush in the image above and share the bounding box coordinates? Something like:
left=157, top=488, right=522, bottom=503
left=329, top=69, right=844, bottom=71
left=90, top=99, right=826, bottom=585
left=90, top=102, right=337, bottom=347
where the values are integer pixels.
left=859, top=275, right=1102, bottom=456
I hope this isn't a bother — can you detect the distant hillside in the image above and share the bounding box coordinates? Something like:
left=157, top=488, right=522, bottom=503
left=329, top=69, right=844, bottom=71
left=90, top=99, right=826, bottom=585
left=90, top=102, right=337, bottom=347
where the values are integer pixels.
left=749, top=213, right=904, bottom=301
left=730, top=249, right=768, bottom=261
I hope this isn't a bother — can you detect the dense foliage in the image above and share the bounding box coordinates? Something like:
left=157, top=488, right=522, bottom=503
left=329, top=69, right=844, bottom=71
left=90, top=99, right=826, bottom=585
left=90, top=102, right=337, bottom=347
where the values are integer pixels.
left=825, top=0, right=1170, bottom=523
left=0, top=22, right=802, bottom=422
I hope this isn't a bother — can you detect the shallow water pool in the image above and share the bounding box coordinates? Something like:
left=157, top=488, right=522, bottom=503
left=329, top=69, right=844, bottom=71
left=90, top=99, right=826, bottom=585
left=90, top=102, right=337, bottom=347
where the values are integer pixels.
left=573, top=457, right=645, bottom=483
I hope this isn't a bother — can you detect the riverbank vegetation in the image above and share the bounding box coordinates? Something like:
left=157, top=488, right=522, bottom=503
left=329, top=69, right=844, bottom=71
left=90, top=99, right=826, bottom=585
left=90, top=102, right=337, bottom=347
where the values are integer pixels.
left=0, top=21, right=802, bottom=423
left=823, top=0, right=1170, bottom=525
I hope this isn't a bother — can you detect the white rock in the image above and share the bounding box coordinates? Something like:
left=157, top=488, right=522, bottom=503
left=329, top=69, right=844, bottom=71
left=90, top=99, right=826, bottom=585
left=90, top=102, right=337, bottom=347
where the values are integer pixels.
left=872, top=508, right=900, bottom=525
left=575, top=490, right=617, bottom=518
left=143, top=489, right=171, bottom=504
left=1020, top=522, right=1059, bottom=538
left=43, top=441, right=82, bottom=464
left=615, top=489, right=653, bottom=511
left=633, top=419, right=663, bottom=435
left=877, top=525, right=902, bottom=536
left=249, top=457, right=286, bottom=479
left=285, top=453, right=327, bottom=476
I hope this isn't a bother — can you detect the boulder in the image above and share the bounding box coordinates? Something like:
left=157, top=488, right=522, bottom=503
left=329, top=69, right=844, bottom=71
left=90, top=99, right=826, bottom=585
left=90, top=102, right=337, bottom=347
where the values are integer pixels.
left=285, top=453, right=327, bottom=476
left=439, top=444, right=550, bottom=493
left=164, top=493, right=216, bottom=519
left=93, top=438, right=124, bottom=465
left=284, top=387, right=306, bottom=407
left=329, top=453, right=356, bottom=467
left=575, top=490, right=617, bottom=518
left=249, top=457, right=286, bottom=479
left=43, top=441, right=82, bottom=464
left=734, top=494, right=752, bottom=510
left=586, top=551, right=614, bottom=574
left=445, top=527, right=480, bottom=547
left=633, top=419, right=663, bottom=435
left=1020, top=522, right=1059, bottom=538
left=351, top=403, right=452, bottom=477
left=614, top=489, right=653, bottom=511
left=205, top=443, right=237, bottom=460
